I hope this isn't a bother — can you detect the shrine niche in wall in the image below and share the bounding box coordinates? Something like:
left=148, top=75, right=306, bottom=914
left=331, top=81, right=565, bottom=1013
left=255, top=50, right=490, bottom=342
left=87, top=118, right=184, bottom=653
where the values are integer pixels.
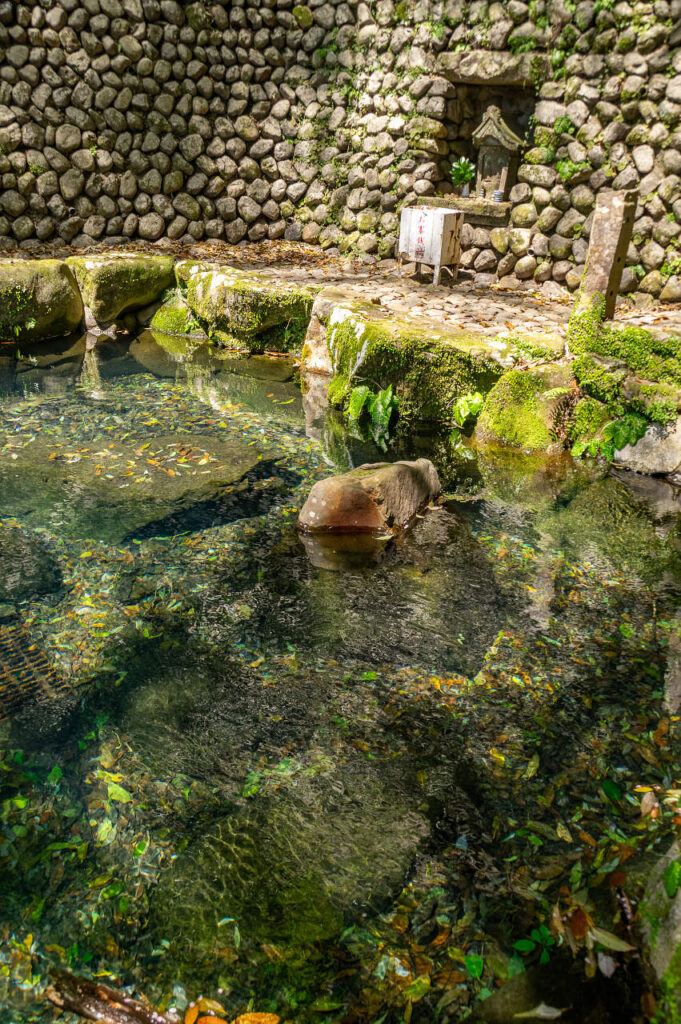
left=471, top=106, right=523, bottom=202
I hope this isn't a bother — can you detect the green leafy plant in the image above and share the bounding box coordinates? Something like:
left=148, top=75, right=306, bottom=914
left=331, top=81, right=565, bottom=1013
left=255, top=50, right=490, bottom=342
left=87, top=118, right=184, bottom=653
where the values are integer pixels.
left=453, top=391, right=484, bottom=427
left=348, top=384, right=399, bottom=449
left=553, top=115, right=576, bottom=136
left=514, top=924, right=556, bottom=965
left=571, top=412, right=648, bottom=461
left=450, top=156, right=476, bottom=188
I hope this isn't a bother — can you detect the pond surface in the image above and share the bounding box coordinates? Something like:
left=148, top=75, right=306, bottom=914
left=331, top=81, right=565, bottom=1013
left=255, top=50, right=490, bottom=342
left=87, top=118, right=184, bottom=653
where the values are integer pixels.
left=1, top=330, right=680, bottom=1024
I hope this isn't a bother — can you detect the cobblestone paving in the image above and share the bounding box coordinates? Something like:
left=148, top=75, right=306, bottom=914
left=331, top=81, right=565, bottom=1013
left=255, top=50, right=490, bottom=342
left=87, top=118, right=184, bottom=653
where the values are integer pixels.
left=14, top=238, right=681, bottom=341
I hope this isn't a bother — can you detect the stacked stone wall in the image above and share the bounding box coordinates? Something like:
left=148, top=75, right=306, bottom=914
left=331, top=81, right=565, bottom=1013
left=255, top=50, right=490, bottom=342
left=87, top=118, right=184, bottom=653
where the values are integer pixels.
left=0, top=0, right=680, bottom=300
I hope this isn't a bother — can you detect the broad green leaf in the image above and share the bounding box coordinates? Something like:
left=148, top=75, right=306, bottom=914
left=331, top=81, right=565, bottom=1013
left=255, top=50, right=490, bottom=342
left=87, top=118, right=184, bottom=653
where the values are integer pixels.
left=348, top=385, right=371, bottom=421
left=601, top=779, right=621, bottom=802
left=404, top=975, right=431, bottom=1001
left=590, top=927, right=635, bottom=952
left=107, top=782, right=132, bottom=803
left=663, top=860, right=681, bottom=899
left=465, top=953, right=484, bottom=978
left=513, top=939, right=536, bottom=953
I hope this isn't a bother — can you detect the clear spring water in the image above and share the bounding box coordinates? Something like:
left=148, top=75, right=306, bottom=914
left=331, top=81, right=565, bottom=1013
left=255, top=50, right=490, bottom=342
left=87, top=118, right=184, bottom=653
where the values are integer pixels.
left=1, top=330, right=680, bottom=1023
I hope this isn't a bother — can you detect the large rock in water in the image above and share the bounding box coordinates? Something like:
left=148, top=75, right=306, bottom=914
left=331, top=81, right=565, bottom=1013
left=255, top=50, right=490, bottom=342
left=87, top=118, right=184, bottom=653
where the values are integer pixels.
left=177, top=261, right=316, bottom=352
left=299, top=459, right=441, bottom=533
left=614, top=417, right=681, bottom=475
left=0, top=259, right=83, bottom=344
left=65, top=252, right=175, bottom=323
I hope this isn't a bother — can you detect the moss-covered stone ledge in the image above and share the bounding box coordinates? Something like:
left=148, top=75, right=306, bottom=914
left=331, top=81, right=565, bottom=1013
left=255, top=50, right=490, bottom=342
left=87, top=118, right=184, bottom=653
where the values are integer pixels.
left=0, top=259, right=83, bottom=345
left=303, top=287, right=564, bottom=424
left=177, top=261, right=318, bottom=353
left=65, top=253, right=175, bottom=324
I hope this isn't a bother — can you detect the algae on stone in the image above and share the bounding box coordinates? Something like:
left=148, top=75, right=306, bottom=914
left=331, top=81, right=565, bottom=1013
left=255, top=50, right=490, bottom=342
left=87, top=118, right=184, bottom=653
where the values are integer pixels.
left=0, top=259, right=83, bottom=344
left=66, top=252, right=175, bottom=322
left=178, top=261, right=317, bottom=352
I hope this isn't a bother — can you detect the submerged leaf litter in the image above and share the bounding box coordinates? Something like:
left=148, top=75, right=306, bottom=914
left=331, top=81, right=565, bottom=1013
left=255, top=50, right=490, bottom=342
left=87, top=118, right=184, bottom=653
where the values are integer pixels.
left=0, top=331, right=680, bottom=1024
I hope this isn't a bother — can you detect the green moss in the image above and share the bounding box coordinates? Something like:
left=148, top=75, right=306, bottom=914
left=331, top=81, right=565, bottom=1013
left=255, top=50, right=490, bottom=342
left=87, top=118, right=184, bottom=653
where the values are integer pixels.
left=181, top=264, right=317, bottom=353
left=150, top=290, right=204, bottom=337
left=0, top=259, right=83, bottom=344
left=658, top=944, right=681, bottom=1024
left=556, top=158, right=591, bottom=183
left=292, top=4, right=313, bottom=27
left=477, top=367, right=572, bottom=450
left=66, top=253, right=175, bottom=322
left=325, top=307, right=507, bottom=424
left=572, top=354, right=626, bottom=414
left=625, top=380, right=680, bottom=425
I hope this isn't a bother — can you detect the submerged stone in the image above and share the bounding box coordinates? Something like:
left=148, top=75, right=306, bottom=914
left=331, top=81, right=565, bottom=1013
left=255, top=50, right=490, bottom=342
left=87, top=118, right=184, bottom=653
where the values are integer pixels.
left=152, top=766, right=429, bottom=954
left=0, top=523, right=61, bottom=602
left=0, top=431, right=265, bottom=543
left=476, top=364, right=574, bottom=451
left=299, top=459, right=441, bottom=534
left=640, top=841, right=681, bottom=1024
left=177, top=261, right=317, bottom=352
left=0, top=259, right=83, bottom=344
left=65, top=252, right=175, bottom=323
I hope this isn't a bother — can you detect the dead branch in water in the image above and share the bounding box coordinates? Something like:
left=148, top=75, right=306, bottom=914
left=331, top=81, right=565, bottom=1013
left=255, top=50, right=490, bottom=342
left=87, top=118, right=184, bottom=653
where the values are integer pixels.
left=45, top=969, right=173, bottom=1024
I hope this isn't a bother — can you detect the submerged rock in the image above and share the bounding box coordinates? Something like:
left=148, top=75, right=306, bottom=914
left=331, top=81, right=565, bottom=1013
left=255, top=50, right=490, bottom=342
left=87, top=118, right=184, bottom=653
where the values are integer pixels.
left=0, top=259, right=83, bottom=344
left=152, top=765, right=428, bottom=954
left=0, top=523, right=61, bottom=602
left=177, top=261, right=316, bottom=352
left=299, top=459, right=441, bottom=534
left=0, top=431, right=265, bottom=543
left=65, top=252, right=175, bottom=323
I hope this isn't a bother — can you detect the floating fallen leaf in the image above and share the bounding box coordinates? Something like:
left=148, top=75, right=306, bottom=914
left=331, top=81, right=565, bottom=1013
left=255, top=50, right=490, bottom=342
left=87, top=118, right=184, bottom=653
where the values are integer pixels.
left=185, top=1008, right=199, bottom=1024
left=569, top=908, right=589, bottom=940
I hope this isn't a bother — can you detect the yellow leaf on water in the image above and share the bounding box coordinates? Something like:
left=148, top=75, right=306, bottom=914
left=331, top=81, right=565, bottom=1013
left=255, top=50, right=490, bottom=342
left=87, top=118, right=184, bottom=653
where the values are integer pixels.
left=490, top=748, right=505, bottom=764
left=234, top=1015, right=280, bottom=1024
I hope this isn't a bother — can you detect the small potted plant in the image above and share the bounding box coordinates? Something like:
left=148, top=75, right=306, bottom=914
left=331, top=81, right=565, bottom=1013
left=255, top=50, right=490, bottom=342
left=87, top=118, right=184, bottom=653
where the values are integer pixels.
left=450, top=156, right=475, bottom=197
